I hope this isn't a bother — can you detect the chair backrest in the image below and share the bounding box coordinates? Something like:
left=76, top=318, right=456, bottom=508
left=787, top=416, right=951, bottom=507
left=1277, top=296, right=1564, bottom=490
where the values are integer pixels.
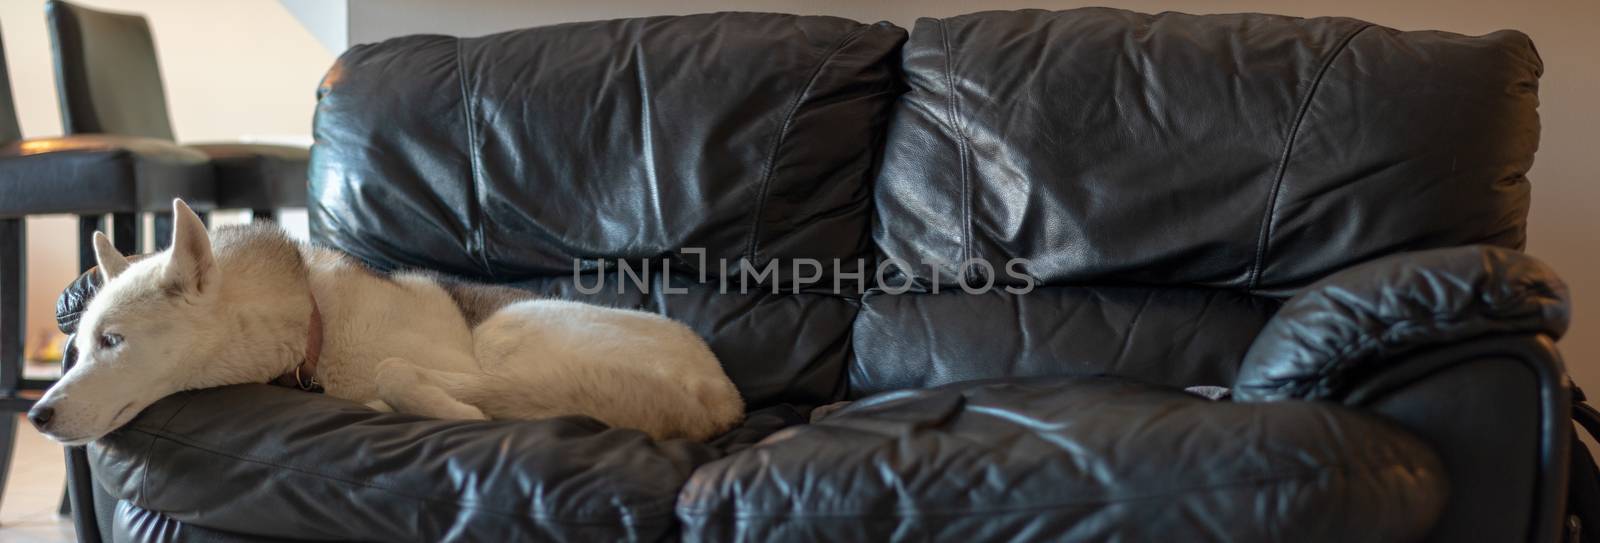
left=45, top=0, right=175, bottom=140
left=0, top=24, right=21, bottom=147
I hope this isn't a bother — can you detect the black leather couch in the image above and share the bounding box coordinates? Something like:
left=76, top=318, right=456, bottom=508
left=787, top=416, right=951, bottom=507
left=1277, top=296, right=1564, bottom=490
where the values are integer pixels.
left=51, top=8, right=1571, bottom=542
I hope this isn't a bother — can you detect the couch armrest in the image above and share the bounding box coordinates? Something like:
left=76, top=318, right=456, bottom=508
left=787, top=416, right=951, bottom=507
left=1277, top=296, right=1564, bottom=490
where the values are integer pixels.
left=1335, top=334, right=1570, bottom=542
left=56, top=265, right=102, bottom=335
left=1234, top=245, right=1569, bottom=402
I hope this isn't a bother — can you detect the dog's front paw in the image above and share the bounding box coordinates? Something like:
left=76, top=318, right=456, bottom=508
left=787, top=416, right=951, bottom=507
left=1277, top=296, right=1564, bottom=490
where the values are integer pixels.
left=365, top=399, right=395, bottom=413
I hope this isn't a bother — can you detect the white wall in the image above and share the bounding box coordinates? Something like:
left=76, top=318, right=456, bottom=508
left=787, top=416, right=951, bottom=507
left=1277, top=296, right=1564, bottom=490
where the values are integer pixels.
left=1, top=0, right=333, bottom=359
left=5, top=1, right=1595, bottom=404
left=279, top=0, right=348, bottom=53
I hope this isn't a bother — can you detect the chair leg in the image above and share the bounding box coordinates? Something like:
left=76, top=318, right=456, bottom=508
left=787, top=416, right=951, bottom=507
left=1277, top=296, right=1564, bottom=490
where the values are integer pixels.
left=0, top=217, right=22, bottom=517
left=57, top=482, right=69, bottom=516
left=55, top=340, right=100, bottom=540
left=1, top=217, right=23, bottom=395
left=152, top=211, right=173, bottom=252
left=61, top=338, right=100, bottom=540
left=0, top=412, right=14, bottom=517
left=63, top=445, right=100, bottom=541
left=78, top=215, right=104, bottom=273
left=111, top=213, right=138, bottom=257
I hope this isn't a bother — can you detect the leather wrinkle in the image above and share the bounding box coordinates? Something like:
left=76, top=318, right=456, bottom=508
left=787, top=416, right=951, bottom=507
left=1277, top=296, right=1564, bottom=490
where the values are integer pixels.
left=1160, top=290, right=1218, bottom=377
left=676, top=464, right=1367, bottom=520
left=1249, top=24, right=1373, bottom=289
left=1107, top=290, right=1154, bottom=371
left=1310, top=305, right=1543, bottom=383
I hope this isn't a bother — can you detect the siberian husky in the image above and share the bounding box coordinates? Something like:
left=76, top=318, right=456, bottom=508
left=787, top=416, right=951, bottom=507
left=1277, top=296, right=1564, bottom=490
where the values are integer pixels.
left=29, top=199, right=744, bottom=444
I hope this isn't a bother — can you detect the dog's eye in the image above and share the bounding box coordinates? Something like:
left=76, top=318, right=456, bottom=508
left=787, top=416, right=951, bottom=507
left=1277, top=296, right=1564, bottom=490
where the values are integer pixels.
left=99, top=333, right=124, bottom=349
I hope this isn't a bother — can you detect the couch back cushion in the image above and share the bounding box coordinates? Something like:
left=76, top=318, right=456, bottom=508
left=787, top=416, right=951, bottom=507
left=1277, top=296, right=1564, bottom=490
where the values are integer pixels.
left=850, top=286, right=1280, bottom=396
left=854, top=8, right=1541, bottom=395
left=310, top=14, right=906, bottom=407
left=311, top=13, right=907, bottom=281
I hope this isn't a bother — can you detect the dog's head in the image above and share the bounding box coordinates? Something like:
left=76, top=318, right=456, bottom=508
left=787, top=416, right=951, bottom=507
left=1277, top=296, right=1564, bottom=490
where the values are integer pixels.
left=31, top=199, right=226, bottom=445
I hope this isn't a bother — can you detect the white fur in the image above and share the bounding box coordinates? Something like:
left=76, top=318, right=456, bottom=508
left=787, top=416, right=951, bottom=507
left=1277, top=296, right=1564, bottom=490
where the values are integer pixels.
left=35, top=199, right=744, bottom=445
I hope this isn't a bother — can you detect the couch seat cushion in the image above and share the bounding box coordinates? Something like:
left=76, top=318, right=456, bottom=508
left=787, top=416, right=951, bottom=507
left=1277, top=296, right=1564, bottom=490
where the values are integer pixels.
left=90, top=384, right=736, bottom=542
left=677, top=376, right=1446, bottom=542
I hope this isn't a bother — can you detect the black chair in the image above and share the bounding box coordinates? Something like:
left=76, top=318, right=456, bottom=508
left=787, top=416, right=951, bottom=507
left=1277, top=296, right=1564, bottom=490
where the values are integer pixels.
left=0, top=20, right=211, bottom=536
left=45, top=0, right=309, bottom=248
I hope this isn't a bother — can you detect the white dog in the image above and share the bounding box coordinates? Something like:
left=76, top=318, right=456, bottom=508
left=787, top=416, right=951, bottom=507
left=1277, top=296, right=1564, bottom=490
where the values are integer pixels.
left=30, top=199, right=744, bottom=444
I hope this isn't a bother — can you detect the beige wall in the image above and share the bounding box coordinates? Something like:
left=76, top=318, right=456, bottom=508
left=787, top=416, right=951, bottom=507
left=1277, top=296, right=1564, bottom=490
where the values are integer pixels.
left=5, top=1, right=1596, bottom=402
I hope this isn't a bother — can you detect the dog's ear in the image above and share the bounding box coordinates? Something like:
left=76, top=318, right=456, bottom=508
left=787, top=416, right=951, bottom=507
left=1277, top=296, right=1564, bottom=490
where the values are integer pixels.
left=163, top=199, right=219, bottom=299
left=92, top=232, right=129, bottom=283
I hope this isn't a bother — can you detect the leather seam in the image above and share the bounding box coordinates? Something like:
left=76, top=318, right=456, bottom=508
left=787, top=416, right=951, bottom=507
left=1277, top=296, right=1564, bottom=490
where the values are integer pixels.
left=741, top=25, right=867, bottom=265
left=455, top=37, right=495, bottom=280
left=1246, top=24, right=1372, bottom=289
left=131, top=395, right=195, bottom=508
left=939, top=18, right=974, bottom=278
left=120, top=427, right=678, bottom=525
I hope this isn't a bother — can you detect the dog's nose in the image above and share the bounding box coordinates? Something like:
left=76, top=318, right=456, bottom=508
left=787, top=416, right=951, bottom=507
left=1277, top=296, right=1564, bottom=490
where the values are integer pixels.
left=27, top=404, right=55, bottom=431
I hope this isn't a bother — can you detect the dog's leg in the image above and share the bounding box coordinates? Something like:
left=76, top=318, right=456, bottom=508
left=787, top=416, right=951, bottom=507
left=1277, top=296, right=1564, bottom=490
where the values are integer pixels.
left=375, top=358, right=488, bottom=420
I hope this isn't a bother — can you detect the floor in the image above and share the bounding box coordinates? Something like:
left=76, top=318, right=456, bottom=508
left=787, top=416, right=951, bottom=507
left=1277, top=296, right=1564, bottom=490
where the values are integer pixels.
left=2, top=358, right=77, bottom=542
left=0, top=415, right=75, bottom=543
